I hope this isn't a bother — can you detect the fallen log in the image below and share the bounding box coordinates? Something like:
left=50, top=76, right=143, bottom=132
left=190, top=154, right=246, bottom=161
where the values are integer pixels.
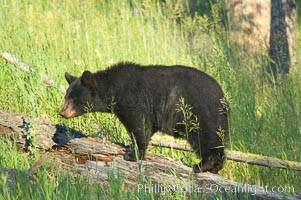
left=0, top=108, right=85, bottom=150
left=2, top=51, right=66, bottom=92
left=149, top=141, right=301, bottom=172
left=0, top=109, right=300, bottom=199
left=2, top=108, right=300, bottom=172
left=225, top=150, right=301, bottom=172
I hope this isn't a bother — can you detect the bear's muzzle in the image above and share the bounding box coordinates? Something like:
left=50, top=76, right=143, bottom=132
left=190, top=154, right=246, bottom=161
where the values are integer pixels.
left=60, top=100, right=78, bottom=119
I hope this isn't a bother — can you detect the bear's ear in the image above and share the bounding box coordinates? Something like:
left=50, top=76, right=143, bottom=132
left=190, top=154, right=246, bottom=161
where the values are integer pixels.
left=81, top=70, right=95, bottom=89
left=65, top=72, right=77, bottom=85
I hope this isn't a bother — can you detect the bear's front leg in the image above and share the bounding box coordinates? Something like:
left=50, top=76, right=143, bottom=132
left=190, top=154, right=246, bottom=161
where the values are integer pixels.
left=117, top=111, right=154, bottom=162
left=123, top=149, right=146, bottom=161
left=123, top=130, right=151, bottom=161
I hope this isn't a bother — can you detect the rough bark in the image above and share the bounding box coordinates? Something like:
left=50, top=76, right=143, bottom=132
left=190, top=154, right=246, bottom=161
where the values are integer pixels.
left=0, top=109, right=300, bottom=199
left=269, top=0, right=296, bottom=75
left=227, top=0, right=271, bottom=51
left=0, top=108, right=85, bottom=150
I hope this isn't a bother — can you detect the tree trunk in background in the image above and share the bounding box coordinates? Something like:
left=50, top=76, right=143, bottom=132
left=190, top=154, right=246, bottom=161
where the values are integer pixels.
left=227, top=0, right=270, bottom=52
left=269, top=0, right=296, bottom=76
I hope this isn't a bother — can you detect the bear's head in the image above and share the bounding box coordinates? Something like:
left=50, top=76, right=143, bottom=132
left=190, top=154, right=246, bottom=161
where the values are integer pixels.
left=60, top=70, right=107, bottom=119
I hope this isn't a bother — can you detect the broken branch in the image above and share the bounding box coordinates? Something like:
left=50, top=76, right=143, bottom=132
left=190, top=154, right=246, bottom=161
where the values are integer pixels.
left=2, top=51, right=66, bottom=92
left=149, top=141, right=301, bottom=172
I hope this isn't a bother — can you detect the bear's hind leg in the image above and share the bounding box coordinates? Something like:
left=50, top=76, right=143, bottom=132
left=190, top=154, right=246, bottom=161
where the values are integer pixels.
left=193, top=148, right=224, bottom=174
left=187, top=129, right=225, bottom=174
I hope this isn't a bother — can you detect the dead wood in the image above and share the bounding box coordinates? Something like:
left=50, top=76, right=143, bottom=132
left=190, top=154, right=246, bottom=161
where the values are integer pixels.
left=26, top=154, right=49, bottom=176
left=0, top=108, right=85, bottom=150
left=1, top=154, right=49, bottom=193
left=0, top=109, right=299, bottom=199
left=225, top=150, right=301, bottom=172
left=149, top=141, right=301, bottom=172
left=2, top=51, right=66, bottom=92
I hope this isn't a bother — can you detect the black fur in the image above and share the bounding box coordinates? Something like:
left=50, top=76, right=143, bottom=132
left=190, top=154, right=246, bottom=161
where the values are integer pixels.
left=60, top=62, right=229, bottom=173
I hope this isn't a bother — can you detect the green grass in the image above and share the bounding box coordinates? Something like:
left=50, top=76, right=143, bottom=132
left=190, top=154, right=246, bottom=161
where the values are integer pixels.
left=0, top=0, right=300, bottom=199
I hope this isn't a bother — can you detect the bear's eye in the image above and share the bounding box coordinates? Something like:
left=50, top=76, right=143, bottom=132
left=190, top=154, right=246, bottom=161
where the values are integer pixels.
left=65, top=87, right=72, bottom=99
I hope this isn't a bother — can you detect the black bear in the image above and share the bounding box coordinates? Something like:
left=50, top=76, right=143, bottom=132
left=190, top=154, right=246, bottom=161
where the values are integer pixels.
left=60, top=62, right=229, bottom=173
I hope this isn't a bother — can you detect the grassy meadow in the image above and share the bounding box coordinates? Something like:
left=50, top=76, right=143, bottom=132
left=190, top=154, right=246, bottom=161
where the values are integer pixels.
left=0, top=0, right=300, bottom=199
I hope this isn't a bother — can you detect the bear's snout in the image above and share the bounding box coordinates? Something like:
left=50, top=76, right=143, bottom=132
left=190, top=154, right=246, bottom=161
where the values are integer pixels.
left=60, top=100, right=77, bottom=119
left=59, top=109, right=70, bottom=119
